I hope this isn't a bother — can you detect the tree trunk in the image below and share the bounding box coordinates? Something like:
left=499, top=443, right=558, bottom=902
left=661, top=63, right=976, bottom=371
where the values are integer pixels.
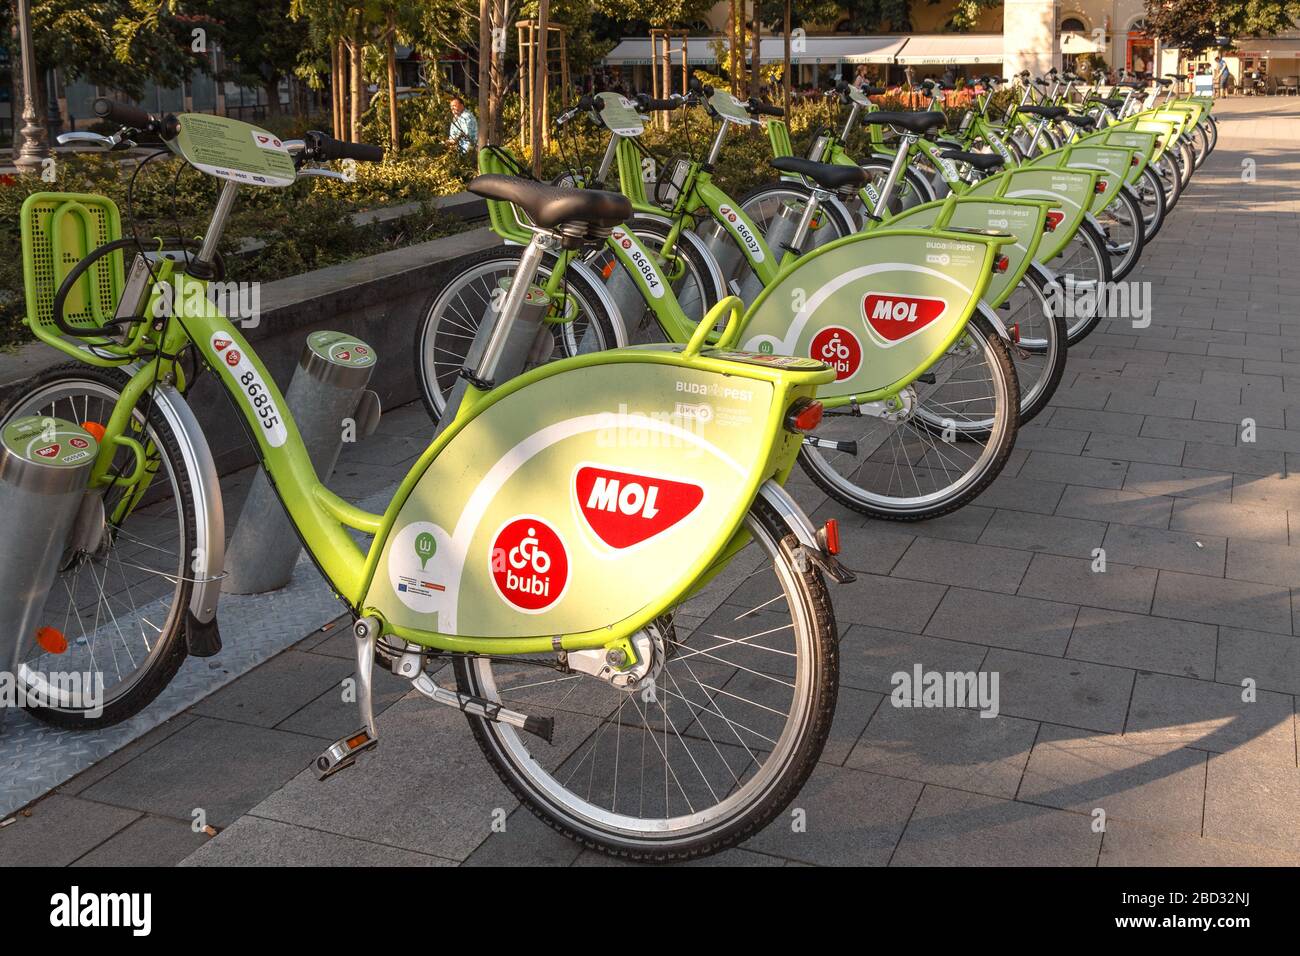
left=385, top=11, right=399, bottom=152
left=477, top=0, right=491, bottom=147
left=751, top=2, right=761, bottom=100
left=489, top=0, right=508, bottom=142
left=349, top=12, right=364, bottom=143
left=530, top=0, right=549, bottom=177
left=727, top=0, right=738, bottom=95
left=264, top=75, right=282, bottom=116
left=331, top=37, right=344, bottom=138
left=783, top=0, right=791, bottom=115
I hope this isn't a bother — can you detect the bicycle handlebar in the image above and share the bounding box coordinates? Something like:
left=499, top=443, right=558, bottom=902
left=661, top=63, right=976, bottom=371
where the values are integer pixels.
left=93, top=97, right=159, bottom=133
left=635, top=93, right=681, bottom=112
left=303, top=131, right=384, bottom=163
left=747, top=99, right=783, bottom=117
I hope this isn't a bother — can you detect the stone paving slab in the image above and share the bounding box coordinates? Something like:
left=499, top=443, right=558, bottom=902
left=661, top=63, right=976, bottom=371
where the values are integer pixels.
left=1, top=96, right=1298, bottom=867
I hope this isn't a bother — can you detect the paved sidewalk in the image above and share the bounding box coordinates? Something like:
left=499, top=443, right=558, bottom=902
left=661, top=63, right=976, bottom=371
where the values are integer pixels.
left=2, top=96, right=1298, bottom=867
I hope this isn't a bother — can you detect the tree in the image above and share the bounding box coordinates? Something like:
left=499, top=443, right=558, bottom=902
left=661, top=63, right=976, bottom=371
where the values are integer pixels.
left=1144, top=0, right=1300, bottom=50
left=185, top=0, right=307, bottom=115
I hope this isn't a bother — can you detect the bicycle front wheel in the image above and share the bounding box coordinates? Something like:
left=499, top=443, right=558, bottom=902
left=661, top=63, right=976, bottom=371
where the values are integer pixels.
left=1096, top=185, right=1146, bottom=282
left=1054, top=218, right=1114, bottom=345
left=455, top=497, right=837, bottom=862
left=799, top=312, right=1019, bottom=520
left=0, top=364, right=197, bottom=728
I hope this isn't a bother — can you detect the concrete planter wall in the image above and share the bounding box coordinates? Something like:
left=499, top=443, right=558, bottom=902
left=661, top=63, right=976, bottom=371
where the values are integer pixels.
left=0, top=221, right=498, bottom=477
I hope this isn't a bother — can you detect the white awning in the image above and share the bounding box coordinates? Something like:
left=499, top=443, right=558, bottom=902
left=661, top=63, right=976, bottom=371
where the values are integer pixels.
left=894, top=35, right=1004, bottom=65
left=1235, top=38, right=1300, bottom=56
left=602, top=35, right=907, bottom=67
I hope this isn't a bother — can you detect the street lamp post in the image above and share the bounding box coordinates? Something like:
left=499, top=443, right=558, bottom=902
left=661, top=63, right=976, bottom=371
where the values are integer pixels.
left=14, top=0, right=50, bottom=173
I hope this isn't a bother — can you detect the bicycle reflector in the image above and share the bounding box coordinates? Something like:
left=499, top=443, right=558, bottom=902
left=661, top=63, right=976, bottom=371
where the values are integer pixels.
left=785, top=399, right=824, bottom=433
left=80, top=421, right=107, bottom=442
left=1045, top=210, right=1064, bottom=231
left=1131, top=155, right=1140, bottom=166
left=994, top=255, right=1009, bottom=273
left=818, top=519, right=841, bottom=556
left=36, top=626, right=67, bottom=655
left=1095, top=180, right=1108, bottom=194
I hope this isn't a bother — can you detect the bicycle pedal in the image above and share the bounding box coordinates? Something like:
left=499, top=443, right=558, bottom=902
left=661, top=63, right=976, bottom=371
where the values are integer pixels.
left=315, top=728, right=378, bottom=780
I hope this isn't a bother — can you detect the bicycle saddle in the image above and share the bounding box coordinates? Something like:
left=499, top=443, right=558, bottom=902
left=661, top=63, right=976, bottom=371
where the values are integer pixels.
left=1018, top=105, right=1069, bottom=120
left=938, top=148, right=1005, bottom=172
left=770, top=157, right=869, bottom=190
left=1060, top=113, right=1096, bottom=128
left=1099, top=98, right=1127, bottom=110
left=862, top=111, right=946, bottom=135
left=469, top=174, right=632, bottom=230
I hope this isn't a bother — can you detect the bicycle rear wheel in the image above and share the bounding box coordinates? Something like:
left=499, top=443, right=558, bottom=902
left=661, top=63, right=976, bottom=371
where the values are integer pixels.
left=414, top=245, right=622, bottom=422
left=0, top=364, right=197, bottom=728
left=456, top=497, right=837, bottom=861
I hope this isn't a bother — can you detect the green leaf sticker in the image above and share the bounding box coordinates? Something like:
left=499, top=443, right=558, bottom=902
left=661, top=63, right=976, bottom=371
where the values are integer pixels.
left=414, top=531, right=437, bottom=570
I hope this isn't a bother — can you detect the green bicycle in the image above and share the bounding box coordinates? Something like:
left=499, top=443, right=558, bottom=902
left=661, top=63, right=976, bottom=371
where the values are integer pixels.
left=6, top=100, right=863, bottom=860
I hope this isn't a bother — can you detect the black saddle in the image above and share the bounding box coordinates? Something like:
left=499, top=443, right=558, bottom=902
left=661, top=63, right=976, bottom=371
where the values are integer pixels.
left=862, top=110, right=947, bottom=135
left=938, top=148, right=1005, bottom=172
left=1060, top=113, right=1096, bottom=129
left=770, top=157, right=868, bottom=191
left=469, top=174, right=631, bottom=230
left=1018, top=105, right=1069, bottom=120
left=1099, top=97, right=1127, bottom=110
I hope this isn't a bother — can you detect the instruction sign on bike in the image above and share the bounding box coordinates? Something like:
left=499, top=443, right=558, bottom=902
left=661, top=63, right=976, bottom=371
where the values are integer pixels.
left=170, top=113, right=297, bottom=188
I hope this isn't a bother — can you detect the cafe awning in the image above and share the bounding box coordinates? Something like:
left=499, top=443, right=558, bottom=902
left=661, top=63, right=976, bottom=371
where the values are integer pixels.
left=1235, top=38, right=1300, bottom=56
left=602, top=35, right=907, bottom=66
left=894, top=34, right=1004, bottom=65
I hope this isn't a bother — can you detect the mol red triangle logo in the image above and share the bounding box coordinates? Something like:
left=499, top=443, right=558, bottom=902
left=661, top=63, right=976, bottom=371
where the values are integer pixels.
left=213, top=338, right=231, bottom=352
left=862, top=292, right=947, bottom=347
left=36, top=443, right=59, bottom=458
left=575, top=466, right=704, bottom=550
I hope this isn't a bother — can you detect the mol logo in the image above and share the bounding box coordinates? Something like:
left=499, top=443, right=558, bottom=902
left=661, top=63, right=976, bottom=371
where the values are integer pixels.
left=575, top=465, right=704, bottom=550
left=810, top=326, right=862, bottom=381
left=490, top=517, right=569, bottom=613
left=863, top=293, right=947, bottom=347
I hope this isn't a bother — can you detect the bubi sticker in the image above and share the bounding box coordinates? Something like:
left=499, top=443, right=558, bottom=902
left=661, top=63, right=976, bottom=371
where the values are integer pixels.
left=810, top=327, right=862, bottom=381
left=574, top=465, right=704, bottom=550
left=490, top=517, right=569, bottom=613
left=862, top=293, right=947, bottom=347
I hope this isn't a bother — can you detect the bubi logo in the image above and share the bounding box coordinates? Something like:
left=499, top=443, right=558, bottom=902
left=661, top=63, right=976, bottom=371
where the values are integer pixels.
left=225, top=349, right=242, bottom=367
left=575, top=466, right=703, bottom=550
left=862, top=293, right=947, bottom=346
left=810, top=327, right=862, bottom=381
left=490, top=517, right=569, bottom=612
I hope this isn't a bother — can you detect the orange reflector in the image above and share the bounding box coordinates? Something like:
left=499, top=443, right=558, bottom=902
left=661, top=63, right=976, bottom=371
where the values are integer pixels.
left=822, top=519, right=841, bottom=555
left=994, top=255, right=1009, bottom=273
left=1045, top=211, right=1064, bottom=231
left=600, top=261, right=616, bottom=280
left=80, top=421, right=106, bottom=442
left=36, top=627, right=68, bottom=655
left=786, top=400, right=824, bottom=433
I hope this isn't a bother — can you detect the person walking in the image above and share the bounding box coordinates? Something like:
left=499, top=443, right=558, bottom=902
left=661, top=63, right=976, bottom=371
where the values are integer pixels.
left=447, top=96, right=478, bottom=154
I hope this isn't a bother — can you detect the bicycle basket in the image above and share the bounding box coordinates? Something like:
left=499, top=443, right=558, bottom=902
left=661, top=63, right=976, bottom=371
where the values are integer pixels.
left=21, top=192, right=126, bottom=351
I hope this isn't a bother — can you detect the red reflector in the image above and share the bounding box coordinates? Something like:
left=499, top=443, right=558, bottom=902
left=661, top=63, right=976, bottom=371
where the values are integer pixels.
left=787, top=400, right=824, bottom=433
left=36, top=627, right=67, bottom=655
left=1008, top=322, right=1020, bottom=342
left=1130, top=155, right=1140, bottom=166
left=822, top=519, right=841, bottom=555
left=994, top=255, right=1009, bottom=273
left=1045, top=210, right=1064, bottom=231
left=1095, top=180, right=1107, bottom=193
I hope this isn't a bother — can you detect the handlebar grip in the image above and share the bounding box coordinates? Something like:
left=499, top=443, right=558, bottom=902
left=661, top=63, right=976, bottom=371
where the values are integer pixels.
left=688, top=78, right=714, bottom=96
left=93, top=98, right=157, bottom=131
left=306, top=131, right=385, bottom=163
left=636, top=94, right=680, bottom=112
left=747, top=100, right=783, bottom=117
left=577, top=94, right=595, bottom=110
